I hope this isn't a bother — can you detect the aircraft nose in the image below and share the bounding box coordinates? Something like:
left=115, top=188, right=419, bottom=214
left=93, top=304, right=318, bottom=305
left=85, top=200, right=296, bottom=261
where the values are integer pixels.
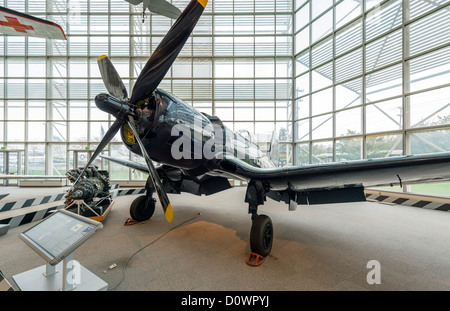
left=95, top=93, right=131, bottom=119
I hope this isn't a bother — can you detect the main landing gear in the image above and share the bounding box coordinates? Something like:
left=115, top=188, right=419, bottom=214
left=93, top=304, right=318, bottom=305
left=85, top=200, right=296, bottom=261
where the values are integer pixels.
left=246, top=179, right=274, bottom=258
left=250, top=213, right=273, bottom=257
left=128, top=177, right=275, bottom=259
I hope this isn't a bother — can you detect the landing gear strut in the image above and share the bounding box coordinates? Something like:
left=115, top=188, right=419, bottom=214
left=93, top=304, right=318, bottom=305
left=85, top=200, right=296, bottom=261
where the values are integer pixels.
left=246, top=180, right=274, bottom=258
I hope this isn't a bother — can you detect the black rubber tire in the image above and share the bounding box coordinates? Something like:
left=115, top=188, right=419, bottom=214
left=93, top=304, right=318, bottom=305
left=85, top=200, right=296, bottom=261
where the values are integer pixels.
left=130, top=195, right=155, bottom=222
left=250, top=215, right=273, bottom=257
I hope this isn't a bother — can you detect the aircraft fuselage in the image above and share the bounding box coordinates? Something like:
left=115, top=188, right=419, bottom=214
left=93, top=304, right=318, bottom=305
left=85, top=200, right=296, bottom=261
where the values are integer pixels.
left=119, top=89, right=274, bottom=177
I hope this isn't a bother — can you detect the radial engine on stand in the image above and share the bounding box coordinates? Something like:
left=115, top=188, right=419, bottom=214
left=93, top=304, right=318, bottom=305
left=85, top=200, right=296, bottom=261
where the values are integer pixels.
left=64, top=166, right=113, bottom=219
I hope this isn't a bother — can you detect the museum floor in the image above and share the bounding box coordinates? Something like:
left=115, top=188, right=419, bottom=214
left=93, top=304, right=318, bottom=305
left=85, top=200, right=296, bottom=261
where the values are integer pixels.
left=1, top=185, right=449, bottom=291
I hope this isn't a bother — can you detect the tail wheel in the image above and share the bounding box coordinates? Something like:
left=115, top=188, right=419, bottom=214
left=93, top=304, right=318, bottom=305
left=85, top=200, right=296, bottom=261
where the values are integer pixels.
left=250, top=214, right=273, bottom=257
left=130, top=195, right=156, bottom=222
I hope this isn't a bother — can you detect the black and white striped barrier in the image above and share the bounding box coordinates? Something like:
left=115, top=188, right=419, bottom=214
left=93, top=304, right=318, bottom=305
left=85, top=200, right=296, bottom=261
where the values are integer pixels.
left=365, top=189, right=450, bottom=212
left=0, top=184, right=121, bottom=213
left=0, top=206, right=59, bottom=229
left=0, top=187, right=146, bottom=230
left=0, top=193, right=66, bottom=213
left=0, top=184, right=134, bottom=213
left=112, top=188, right=146, bottom=198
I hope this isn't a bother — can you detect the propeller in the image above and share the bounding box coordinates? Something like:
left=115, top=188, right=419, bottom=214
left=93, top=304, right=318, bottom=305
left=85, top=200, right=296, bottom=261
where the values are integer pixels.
left=129, top=0, right=208, bottom=105
left=97, top=55, right=128, bottom=101
left=72, top=0, right=208, bottom=223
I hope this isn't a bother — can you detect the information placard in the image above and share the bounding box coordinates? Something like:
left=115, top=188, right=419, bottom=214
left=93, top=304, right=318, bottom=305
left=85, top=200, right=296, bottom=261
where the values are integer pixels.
left=19, top=210, right=103, bottom=266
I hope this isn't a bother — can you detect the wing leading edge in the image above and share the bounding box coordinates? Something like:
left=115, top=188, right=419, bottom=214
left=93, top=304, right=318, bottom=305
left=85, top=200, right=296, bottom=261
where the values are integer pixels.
left=103, top=151, right=450, bottom=200
left=218, top=152, right=450, bottom=190
left=214, top=152, right=450, bottom=205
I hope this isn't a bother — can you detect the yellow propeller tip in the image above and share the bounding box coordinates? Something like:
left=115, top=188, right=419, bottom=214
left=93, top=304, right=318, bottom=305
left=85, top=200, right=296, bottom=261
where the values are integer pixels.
left=97, top=55, right=108, bottom=62
left=165, top=203, right=174, bottom=223
left=197, top=0, right=208, bottom=8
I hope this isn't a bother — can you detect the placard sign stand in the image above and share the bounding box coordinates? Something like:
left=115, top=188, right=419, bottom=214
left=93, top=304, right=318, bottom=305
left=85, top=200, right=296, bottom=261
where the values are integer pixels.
left=12, top=210, right=107, bottom=291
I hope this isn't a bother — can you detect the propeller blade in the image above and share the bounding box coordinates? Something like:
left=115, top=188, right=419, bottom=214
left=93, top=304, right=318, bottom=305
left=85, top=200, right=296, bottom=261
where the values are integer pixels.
left=126, top=116, right=173, bottom=223
left=97, top=55, right=128, bottom=101
left=72, top=119, right=123, bottom=185
left=129, top=0, right=208, bottom=105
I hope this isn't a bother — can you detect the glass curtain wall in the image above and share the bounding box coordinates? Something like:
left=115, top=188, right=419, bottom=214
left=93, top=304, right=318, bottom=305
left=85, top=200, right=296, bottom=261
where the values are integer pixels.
left=0, top=0, right=294, bottom=180
left=208, top=0, right=294, bottom=167
left=294, top=0, right=450, bottom=166
left=2, top=0, right=450, bottom=182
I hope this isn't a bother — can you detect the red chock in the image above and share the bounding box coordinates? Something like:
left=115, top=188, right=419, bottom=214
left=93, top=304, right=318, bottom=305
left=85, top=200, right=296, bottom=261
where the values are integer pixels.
left=124, top=218, right=139, bottom=226
left=246, top=252, right=265, bottom=267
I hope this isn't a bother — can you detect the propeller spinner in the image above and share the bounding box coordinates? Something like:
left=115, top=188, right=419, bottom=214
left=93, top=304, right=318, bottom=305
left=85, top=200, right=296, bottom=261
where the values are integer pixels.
left=73, top=0, right=208, bottom=223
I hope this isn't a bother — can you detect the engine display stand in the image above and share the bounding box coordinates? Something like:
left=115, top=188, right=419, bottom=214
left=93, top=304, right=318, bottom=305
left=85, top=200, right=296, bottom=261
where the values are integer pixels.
left=65, top=199, right=101, bottom=218
left=65, top=198, right=114, bottom=222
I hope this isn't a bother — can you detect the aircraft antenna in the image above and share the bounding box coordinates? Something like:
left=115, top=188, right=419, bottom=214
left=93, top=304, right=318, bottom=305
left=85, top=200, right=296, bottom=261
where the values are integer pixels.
left=142, top=7, right=146, bottom=23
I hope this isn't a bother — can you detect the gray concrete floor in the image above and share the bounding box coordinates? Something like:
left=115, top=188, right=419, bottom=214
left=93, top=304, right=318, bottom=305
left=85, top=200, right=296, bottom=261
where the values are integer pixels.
left=1, top=186, right=450, bottom=291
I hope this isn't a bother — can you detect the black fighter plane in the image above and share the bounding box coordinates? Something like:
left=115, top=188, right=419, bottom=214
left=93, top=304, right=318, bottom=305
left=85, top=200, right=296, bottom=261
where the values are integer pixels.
left=75, top=0, right=450, bottom=257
